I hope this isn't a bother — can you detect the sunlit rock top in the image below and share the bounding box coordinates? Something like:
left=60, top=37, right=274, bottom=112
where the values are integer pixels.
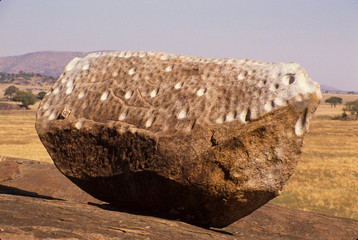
left=37, top=51, right=321, bottom=137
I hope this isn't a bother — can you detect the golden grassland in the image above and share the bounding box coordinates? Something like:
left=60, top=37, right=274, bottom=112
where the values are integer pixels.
left=272, top=96, right=358, bottom=220
left=0, top=102, right=52, bottom=162
left=0, top=94, right=357, bottom=220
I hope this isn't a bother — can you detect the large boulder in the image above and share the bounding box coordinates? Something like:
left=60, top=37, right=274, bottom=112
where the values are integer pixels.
left=35, top=51, right=321, bottom=227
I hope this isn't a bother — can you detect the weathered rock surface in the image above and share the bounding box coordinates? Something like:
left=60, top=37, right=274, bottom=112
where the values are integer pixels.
left=2, top=194, right=358, bottom=240
left=0, top=157, right=102, bottom=203
left=1, top=158, right=357, bottom=240
left=36, top=51, right=321, bottom=227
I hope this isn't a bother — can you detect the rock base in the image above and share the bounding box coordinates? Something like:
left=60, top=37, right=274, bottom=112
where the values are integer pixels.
left=1, top=158, right=357, bottom=240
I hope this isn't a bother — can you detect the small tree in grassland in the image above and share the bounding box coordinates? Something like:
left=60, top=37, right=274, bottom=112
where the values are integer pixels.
left=344, top=100, right=358, bottom=120
left=325, top=96, right=343, bottom=108
left=12, top=90, right=38, bottom=109
left=4, top=85, right=19, bottom=99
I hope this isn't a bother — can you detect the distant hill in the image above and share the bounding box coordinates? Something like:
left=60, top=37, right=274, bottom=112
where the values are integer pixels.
left=319, top=84, right=357, bottom=94
left=0, top=51, right=88, bottom=77
left=320, top=84, right=342, bottom=93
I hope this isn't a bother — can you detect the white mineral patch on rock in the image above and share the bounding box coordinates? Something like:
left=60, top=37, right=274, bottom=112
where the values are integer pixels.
left=65, top=57, right=82, bottom=72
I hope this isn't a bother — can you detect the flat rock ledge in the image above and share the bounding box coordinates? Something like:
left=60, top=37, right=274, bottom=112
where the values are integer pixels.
left=0, top=158, right=357, bottom=240
left=36, top=51, right=322, bottom=227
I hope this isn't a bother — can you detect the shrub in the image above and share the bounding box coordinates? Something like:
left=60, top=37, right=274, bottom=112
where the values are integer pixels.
left=12, top=90, right=38, bottom=109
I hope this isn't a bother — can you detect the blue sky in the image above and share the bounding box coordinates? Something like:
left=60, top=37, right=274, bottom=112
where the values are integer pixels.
left=0, top=0, right=357, bottom=90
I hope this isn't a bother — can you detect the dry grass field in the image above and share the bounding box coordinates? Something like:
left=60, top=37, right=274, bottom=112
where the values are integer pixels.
left=0, top=93, right=357, bottom=220
left=272, top=94, right=358, bottom=220
left=0, top=102, right=51, bottom=162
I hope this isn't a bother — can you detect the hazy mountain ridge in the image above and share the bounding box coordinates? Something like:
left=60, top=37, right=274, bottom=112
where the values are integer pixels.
left=320, top=84, right=342, bottom=93
left=0, top=51, right=88, bottom=77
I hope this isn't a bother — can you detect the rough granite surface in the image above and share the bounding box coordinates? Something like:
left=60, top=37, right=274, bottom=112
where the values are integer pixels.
left=36, top=51, right=321, bottom=227
left=2, top=157, right=357, bottom=240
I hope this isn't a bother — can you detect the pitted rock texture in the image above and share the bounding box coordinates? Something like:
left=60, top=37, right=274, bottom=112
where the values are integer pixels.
left=36, top=51, right=321, bottom=227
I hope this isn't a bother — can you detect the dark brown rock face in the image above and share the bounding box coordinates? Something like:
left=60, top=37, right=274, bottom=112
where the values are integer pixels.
left=35, top=51, right=321, bottom=227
